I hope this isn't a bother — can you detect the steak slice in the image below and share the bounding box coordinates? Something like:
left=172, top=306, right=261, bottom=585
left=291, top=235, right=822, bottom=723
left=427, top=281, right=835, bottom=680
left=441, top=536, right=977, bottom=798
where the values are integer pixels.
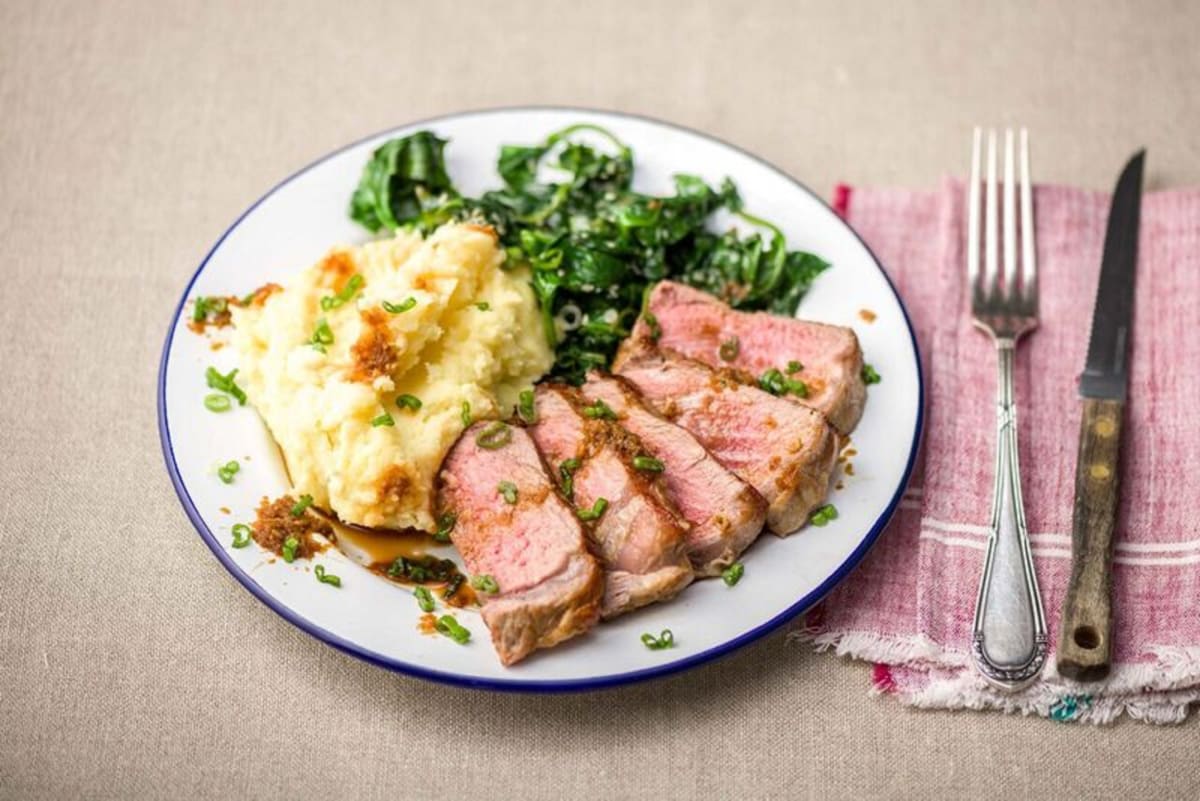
left=528, top=384, right=694, bottom=618
left=614, top=346, right=838, bottom=535
left=438, top=422, right=604, bottom=665
left=580, top=371, right=767, bottom=575
left=624, top=280, right=867, bottom=434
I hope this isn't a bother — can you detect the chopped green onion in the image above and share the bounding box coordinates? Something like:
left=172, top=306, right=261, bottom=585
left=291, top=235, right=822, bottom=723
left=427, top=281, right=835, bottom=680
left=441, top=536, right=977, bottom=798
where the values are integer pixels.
left=371, top=413, right=395, bottom=427
left=382, top=297, right=417, bottom=314
left=386, top=554, right=459, bottom=584
left=718, top=336, right=740, bottom=362
left=559, top=458, right=581, bottom=500
left=787, top=360, right=804, bottom=374
left=281, top=536, right=299, bottom=563
left=205, top=366, right=247, bottom=405
left=290, top=494, right=314, bottom=517
left=217, top=460, right=240, bottom=484
left=641, top=629, right=675, bottom=650
left=231, top=523, right=253, bottom=549
left=810, top=504, right=839, bottom=527
left=475, top=421, right=512, bottom=450
left=758, top=368, right=808, bottom=398
left=204, top=393, right=231, bottom=412
left=433, top=512, right=456, bottom=543
left=319, top=274, right=364, bottom=311
left=722, top=562, right=745, bottom=587
left=435, top=614, right=471, bottom=644
left=193, top=296, right=228, bottom=323
left=414, top=586, right=435, bottom=613
left=461, top=401, right=472, bottom=427
left=517, top=389, right=537, bottom=424
left=862, top=363, right=881, bottom=385
left=314, top=564, right=341, bottom=587
left=396, top=394, right=422, bottom=411
left=497, top=481, right=518, bottom=505
left=582, top=398, right=617, bottom=420
left=576, top=497, right=608, bottom=522
left=644, top=311, right=662, bottom=342
left=471, top=574, right=500, bottom=594
left=240, top=291, right=256, bottom=306
left=475, top=301, right=491, bottom=311
left=632, top=455, right=665, bottom=473
left=309, top=318, right=334, bottom=352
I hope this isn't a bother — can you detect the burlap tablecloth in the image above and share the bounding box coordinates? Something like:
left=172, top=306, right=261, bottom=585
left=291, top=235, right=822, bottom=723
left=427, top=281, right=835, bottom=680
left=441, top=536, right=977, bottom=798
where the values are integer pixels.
left=3, top=2, right=1197, bottom=798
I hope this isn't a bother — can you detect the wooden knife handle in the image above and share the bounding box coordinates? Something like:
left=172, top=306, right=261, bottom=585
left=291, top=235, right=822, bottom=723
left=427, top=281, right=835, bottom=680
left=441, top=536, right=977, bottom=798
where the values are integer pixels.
left=1057, top=398, right=1124, bottom=681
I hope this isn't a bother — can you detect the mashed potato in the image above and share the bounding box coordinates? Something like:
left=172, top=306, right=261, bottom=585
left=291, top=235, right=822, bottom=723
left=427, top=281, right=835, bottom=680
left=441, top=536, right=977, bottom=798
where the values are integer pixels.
left=232, top=223, right=553, bottom=531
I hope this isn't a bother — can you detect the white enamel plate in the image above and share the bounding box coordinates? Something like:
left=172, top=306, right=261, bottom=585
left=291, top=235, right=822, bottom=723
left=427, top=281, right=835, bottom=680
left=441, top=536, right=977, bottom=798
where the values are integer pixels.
left=158, top=108, right=922, bottom=691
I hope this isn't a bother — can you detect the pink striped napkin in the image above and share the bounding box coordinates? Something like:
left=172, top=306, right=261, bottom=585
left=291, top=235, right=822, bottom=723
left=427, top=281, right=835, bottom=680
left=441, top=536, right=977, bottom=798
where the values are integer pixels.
left=797, top=180, right=1200, bottom=724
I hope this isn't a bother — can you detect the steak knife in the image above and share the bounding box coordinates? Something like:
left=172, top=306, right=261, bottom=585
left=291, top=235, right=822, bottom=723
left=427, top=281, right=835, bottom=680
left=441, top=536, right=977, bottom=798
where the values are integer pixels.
left=1056, top=150, right=1146, bottom=682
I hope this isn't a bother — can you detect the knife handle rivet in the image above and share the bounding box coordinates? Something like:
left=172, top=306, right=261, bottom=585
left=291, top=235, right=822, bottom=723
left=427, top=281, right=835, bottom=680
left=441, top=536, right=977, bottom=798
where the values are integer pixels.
left=1090, top=463, right=1113, bottom=481
left=1093, top=417, right=1117, bottom=437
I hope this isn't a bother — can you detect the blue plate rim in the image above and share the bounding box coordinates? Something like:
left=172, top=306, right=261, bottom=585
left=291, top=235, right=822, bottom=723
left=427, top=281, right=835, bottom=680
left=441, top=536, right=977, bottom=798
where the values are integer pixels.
left=157, top=104, right=925, bottom=693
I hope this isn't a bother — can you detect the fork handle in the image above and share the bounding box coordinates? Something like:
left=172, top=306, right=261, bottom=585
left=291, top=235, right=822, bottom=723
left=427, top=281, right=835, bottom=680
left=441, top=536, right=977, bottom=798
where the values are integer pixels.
left=971, top=341, right=1048, bottom=690
left=1056, top=398, right=1123, bottom=682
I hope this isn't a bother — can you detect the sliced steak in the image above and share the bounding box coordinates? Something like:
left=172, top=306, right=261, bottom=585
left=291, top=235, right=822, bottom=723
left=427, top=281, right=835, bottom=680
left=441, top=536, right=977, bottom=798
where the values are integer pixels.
left=614, top=345, right=838, bottom=535
left=580, top=371, right=767, bottom=575
left=528, top=384, right=694, bottom=618
left=624, top=280, right=866, bottom=434
left=439, top=422, right=604, bottom=665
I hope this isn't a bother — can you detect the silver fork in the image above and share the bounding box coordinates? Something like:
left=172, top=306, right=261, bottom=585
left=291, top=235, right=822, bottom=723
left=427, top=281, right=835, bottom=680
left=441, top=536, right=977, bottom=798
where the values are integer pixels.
left=967, top=128, right=1048, bottom=691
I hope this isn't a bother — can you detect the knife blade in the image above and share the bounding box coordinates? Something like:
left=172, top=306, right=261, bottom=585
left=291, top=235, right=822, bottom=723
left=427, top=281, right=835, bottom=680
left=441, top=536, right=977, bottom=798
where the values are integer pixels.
left=1079, top=151, right=1146, bottom=401
left=1057, top=151, right=1145, bottom=682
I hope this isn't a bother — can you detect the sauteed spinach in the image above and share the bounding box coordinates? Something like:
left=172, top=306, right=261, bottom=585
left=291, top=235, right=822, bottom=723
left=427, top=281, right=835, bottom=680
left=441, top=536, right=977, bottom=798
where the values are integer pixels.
left=349, top=123, right=829, bottom=383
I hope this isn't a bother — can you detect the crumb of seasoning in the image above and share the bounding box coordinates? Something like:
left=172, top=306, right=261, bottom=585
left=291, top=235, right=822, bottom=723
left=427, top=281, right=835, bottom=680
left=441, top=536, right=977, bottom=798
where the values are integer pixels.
left=858, top=308, right=877, bottom=323
left=845, top=463, right=856, bottom=476
left=417, top=613, right=439, bottom=635
left=210, top=341, right=225, bottom=351
left=251, top=495, right=334, bottom=560
left=835, top=481, right=845, bottom=491
left=219, top=506, right=231, bottom=514
left=845, top=448, right=858, bottom=457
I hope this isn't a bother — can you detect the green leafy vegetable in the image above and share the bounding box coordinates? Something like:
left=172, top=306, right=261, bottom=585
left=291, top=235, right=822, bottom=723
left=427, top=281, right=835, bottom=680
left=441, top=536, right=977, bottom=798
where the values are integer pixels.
left=461, top=401, right=472, bottom=427
left=582, top=398, right=617, bottom=420
left=559, top=458, right=581, bottom=500
left=193, top=296, right=229, bottom=324
left=862, top=363, right=881, bottom=385
left=722, top=562, right=745, bottom=587
left=347, top=124, right=830, bottom=383
left=758, top=368, right=808, bottom=398
left=309, top=319, right=334, bottom=352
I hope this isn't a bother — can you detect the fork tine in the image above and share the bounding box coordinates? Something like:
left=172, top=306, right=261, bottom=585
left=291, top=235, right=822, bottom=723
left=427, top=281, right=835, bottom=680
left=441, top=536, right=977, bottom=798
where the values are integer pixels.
left=984, top=130, right=999, bottom=295
left=1019, top=128, right=1037, bottom=304
left=1003, top=129, right=1018, bottom=294
left=967, top=127, right=982, bottom=292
